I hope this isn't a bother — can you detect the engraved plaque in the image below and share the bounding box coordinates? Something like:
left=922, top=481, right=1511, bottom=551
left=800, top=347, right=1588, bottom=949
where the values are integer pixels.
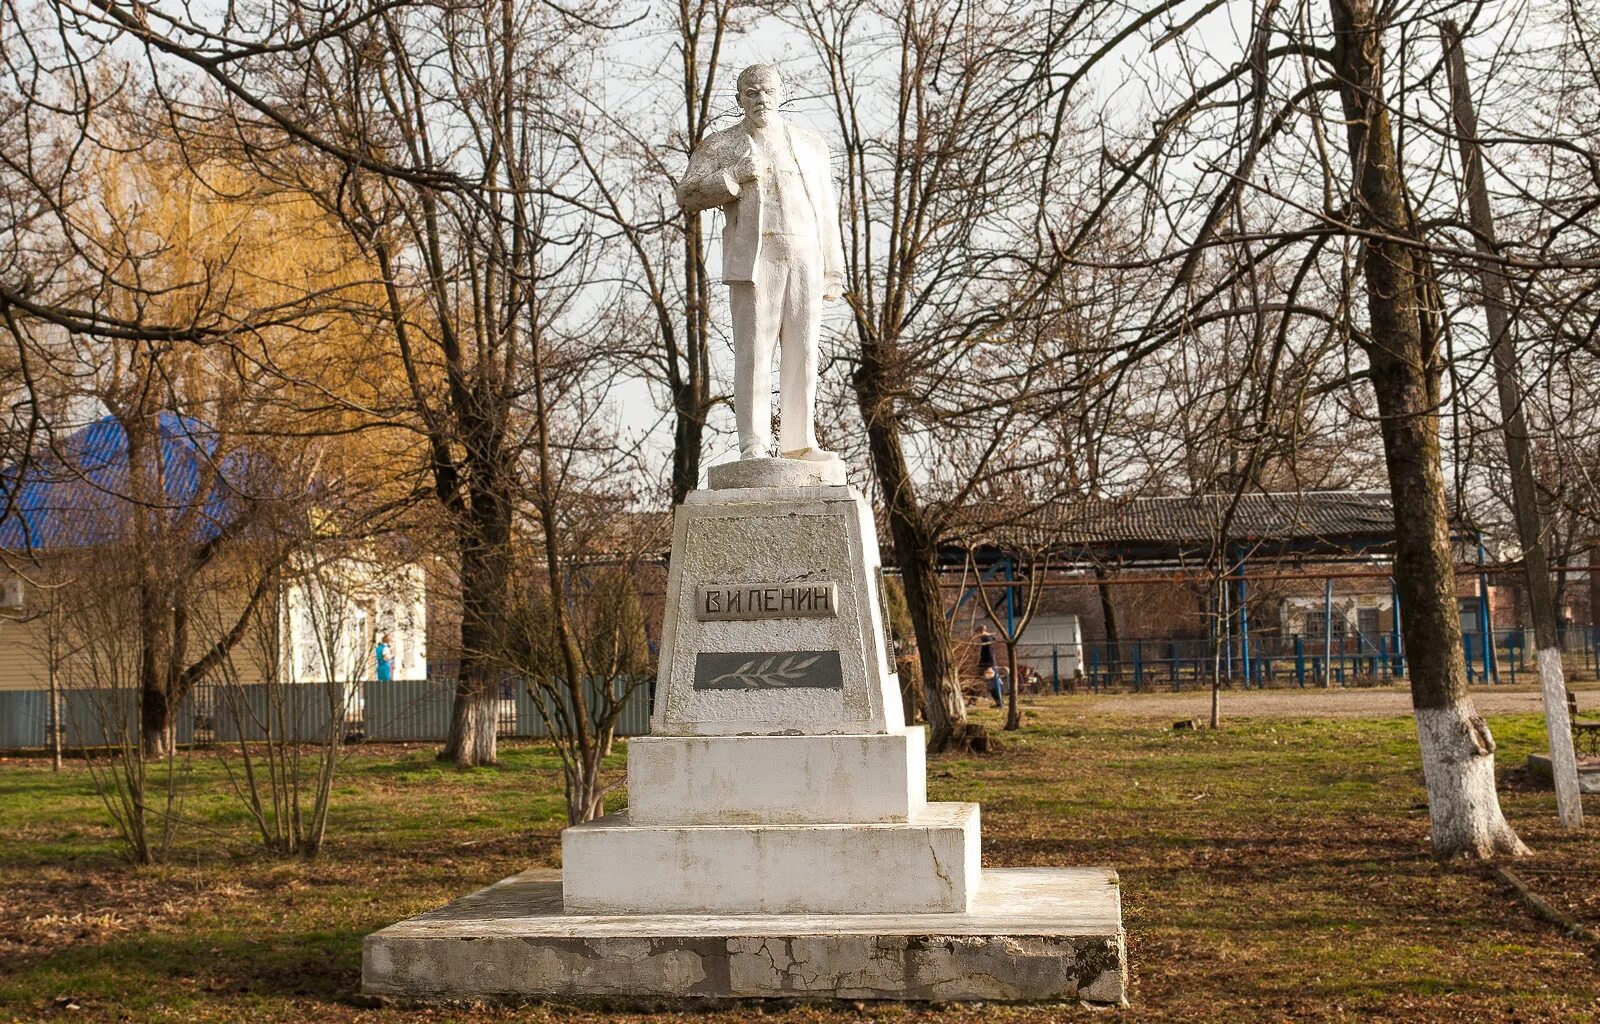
left=693, top=650, right=844, bottom=690
left=695, top=582, right=838, bottom=621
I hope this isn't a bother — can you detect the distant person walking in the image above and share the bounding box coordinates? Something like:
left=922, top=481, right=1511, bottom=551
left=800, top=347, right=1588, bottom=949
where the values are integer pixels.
left=983, top=667, right=1004, bottom=708
left=975, top=625, right=1004, bottom=704
left=375, top=633, right=394, bottom=682
left=976, top=625, right=997, bottom=674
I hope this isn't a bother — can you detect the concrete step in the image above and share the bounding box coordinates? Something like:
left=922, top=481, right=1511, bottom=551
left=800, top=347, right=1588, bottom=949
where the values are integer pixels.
left=625, top=728, right=926, bottom=825
left=561, top=802, right=978, bottom=915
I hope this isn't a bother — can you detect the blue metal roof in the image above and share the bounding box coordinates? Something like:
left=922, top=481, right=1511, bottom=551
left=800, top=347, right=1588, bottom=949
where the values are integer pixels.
left=0, top=412, right=249, bottom=551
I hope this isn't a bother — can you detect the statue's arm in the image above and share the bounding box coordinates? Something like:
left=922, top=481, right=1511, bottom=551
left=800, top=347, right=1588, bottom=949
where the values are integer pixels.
left=676, top=141, right=741, bottom=214
left=819, top=154, right=847, bottom=292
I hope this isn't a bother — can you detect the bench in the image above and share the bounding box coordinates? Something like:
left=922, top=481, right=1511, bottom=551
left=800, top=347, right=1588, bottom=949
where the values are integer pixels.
left=1570, top=690, right=1600, bottom=758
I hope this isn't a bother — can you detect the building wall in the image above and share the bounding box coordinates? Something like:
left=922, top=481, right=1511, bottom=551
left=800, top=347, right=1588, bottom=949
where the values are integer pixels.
left=0, top=556, right=429, bottom=692
left=0, top=560, right=265, bottom=691
left=942, top=561, right=1530, bottom=645
left=281, top=560, right=427, bottom=682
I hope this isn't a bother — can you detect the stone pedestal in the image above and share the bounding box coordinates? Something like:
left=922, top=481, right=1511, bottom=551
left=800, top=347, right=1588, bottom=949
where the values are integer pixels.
left=362, top=459, right=1127, bottom=1004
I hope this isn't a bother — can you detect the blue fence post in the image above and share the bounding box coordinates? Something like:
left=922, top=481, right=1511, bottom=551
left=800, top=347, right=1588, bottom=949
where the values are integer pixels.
left=1476, top=538, right=1496, bottom=683
left=1509, top=632, right=1518, bottom=686
left=1133, top=641, right=1144, bottom=689
left=1389, top=576, right=1404, bottom=679
left=1237, top=562, right=1251, bottom=688
left=1051, top=645, right=1060, bottom=694
left=1295, top=636, right=1305, bottom=687
left=1464, top=633, right=1476, bottom=683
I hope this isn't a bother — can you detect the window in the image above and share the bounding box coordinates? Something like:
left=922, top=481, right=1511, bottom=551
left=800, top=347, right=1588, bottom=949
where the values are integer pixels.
left=1305, top=613, right=1347, bottom=638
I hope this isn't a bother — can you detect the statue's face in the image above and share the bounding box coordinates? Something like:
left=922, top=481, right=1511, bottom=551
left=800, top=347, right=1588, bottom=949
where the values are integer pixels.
left=738, top=71, right=783, bottom=128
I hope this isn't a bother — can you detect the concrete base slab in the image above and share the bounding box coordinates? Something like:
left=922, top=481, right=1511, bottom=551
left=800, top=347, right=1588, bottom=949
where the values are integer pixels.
left=362, top=866, right=1126, bottom=1004
left=1528, top=752, right=1600, bottom=793
left=561, top=803, right=979, bottom=915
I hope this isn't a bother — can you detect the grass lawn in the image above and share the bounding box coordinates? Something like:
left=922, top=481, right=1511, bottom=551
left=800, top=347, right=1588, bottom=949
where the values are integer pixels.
left=1, top=689, right=1597, bottom=1023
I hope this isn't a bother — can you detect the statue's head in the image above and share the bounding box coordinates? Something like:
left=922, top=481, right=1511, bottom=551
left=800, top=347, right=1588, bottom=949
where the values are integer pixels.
left=736, top=64, right=784, bottom=128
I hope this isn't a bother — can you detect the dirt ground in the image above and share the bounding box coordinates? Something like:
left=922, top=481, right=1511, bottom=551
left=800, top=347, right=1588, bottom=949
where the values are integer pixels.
left=1055, top=680, right=1600, bottom=721
left=4, top=698, right=1599, bottom=1023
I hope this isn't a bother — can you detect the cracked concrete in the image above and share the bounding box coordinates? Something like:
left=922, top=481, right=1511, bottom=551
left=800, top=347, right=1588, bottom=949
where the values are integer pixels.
left=363, top=868, right=1127, bottom=1005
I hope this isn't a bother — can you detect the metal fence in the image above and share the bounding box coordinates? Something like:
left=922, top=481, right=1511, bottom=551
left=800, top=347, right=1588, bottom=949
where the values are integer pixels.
left=0, top=687, right=198, bottom=750
left=1016, top=624, right=1600, bottom=693
left=0, top=676, right=653, bottom=750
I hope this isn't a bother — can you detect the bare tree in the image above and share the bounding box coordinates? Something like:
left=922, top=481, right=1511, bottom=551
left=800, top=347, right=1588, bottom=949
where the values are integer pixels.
left=791, top=0, right=1084, bottom=751
left=963, top=532, right=1054, bottom=731
left=567, top=0, right=750, bottom=504
left=1441, top=20, right=1581, bottom=828
left=101, top=0, right=624, bottom=765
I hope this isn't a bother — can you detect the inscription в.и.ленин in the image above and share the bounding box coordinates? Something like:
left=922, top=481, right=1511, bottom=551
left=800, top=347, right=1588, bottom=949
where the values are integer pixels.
left=695, top=582, right=837, bottom=621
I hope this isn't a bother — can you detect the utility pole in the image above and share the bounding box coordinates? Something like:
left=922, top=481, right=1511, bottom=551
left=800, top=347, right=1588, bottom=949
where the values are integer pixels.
left=1443, top=22, right=1582, bottom=828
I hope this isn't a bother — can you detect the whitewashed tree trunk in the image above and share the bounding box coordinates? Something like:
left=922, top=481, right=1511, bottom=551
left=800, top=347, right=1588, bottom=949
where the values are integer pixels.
left=1536, top=648, right=1583, bottom=826
left=447, top=688, right=498, bottom=768
left=1442, top=22, right=1582, bottom=830
left=1327, top=0, right=1529, bottom=858
left=1414, top=704, right=1529, bottom=858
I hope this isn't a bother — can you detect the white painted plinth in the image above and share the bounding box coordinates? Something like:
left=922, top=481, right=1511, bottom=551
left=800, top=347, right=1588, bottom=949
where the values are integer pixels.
left=362, top=867, right=1127, bottom=1004
left=652, top=484, right=901, bottom=737
left=561, top=803, right=979, bottom=915
left=626, top=727, right=927, bottom=825
left=707, top=457, right=847, bottom=489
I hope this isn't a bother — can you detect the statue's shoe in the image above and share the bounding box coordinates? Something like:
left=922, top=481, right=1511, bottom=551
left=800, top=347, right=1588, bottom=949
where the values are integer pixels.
left=739, top=443, right=771, bottom=461
left=781, top=446, right=841, bottom=463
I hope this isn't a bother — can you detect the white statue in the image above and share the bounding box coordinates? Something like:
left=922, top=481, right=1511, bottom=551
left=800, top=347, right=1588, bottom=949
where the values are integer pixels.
left=676, top=64, right=847, bottom=463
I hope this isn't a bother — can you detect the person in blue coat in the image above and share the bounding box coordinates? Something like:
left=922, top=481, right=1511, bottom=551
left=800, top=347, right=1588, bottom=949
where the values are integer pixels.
left=375, top=633, right=394, bottom=682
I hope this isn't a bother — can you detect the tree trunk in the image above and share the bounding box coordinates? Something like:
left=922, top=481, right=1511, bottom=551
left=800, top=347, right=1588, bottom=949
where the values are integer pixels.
left=666, top=5, right=724, bottom=506
left=1095, top=565, right=1121, bottom=680
left=1004, top=642, right=1021, bottom=731
left=140, top=686, right=172, bottom=760
left=1442, top=21, right=1581, bottom=828
left=1211, top=578, right=1223, bottom=729
left=669, top=212, right=711, bottom=506
left=855, top=357, right=969, bottom=751
left=1329, top=0, right=1526, bottom=858
left=1591, top=544, right=1599, bottom=629
left=901, top=541, right=969, bottom=750
left=442, top=484, right=511, bottom=767
left=128, top=414, right=178, bottom=762
left=443, top=682, right=498, bottom=767
left=565, top=746, right=608, bottom=826
left=139, top=589, right=178, bottom=760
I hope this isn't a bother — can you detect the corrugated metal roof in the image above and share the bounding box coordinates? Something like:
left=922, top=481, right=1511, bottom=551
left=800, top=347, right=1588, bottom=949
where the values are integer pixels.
left=943, top=490, right=1434, bottom=560
left=0, top=413, right=247, bottom=550
left=1014, top=491, right=1399, bottom=547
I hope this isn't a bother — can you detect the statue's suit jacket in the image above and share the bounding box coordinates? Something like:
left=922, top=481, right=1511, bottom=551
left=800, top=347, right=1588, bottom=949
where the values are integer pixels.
left=676, top=122, right=846, bottom=286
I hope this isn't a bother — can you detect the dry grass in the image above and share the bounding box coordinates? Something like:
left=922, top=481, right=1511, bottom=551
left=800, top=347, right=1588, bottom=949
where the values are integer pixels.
left=1, top=688, right=1597, bottom=1023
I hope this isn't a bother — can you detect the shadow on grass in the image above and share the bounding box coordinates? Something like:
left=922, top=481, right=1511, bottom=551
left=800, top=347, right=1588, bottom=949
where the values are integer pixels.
left=2, top=918, right=367, bottom=1013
